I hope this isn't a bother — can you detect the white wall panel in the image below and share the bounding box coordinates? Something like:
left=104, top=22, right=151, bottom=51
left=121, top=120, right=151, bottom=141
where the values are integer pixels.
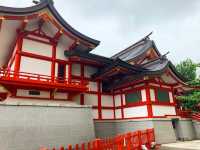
left=169, top=92, right=174, bottom=103
left=88, top=81, right=97, bottom=91
left=141, top=89, right=147, bottom=102
left=84, top=66, right=97, bottom=78
left=72, top=63, right=81, bottom=76
left=20, top=57, right=51, bottom=76
left=150, top=89, right=156, bottom=102
left=17, top=89, right=50, bottom=98
left=72, top=94, right=80, bottom=104
left=54, top=92, right=68, bottom=99
left=102, top=109, right=113, bottom=119
left=114, top=95, right=121, bottom=107
left=124, top=106, right=148, bottom=118
left=84, top=94, right=98, bottom=105
left=115, top=109, right=122, bottom=119
left=92, top=109, right=98, bottom=119
left=101, top=95, right=113, bottom=107
left=152, top=105, right=176, bottom=116
left=22, top=39, right=52, bottom=57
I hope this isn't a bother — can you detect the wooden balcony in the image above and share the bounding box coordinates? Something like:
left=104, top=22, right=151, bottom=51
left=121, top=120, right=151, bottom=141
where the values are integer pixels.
left=0, top=68, right=88, bottom=92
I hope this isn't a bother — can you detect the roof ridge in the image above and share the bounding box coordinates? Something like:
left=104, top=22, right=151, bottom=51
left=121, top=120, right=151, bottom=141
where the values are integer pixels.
left=111, top=32, right=153, bottom=58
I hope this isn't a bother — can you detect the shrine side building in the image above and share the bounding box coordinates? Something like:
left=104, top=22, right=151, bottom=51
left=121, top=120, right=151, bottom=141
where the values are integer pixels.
left=0, top=0, right=199, bottom=149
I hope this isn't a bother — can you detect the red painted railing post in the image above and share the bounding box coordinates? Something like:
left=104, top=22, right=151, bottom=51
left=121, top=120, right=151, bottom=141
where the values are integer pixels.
left=81, top=143, right=85, bottom=150
left=125, top=133, right=131, bottom=150
left=68, top=145, right=72, bottom=150
left=138, top=131, right=142, bottom=148
left=87, top=142, right=91, bottom=150
left=75, top=144, right=79, bottom=150
left=60, top=146, right=64, bottom=150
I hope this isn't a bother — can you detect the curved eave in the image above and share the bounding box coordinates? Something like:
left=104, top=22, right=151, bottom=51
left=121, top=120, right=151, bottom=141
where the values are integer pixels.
left=0, top=0, right=100, bottom=47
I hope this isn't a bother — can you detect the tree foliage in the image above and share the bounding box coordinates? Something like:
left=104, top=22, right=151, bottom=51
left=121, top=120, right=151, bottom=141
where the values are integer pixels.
left=176, top=58, right=197, bottom=81
left=176, top=59, right=200, bottom=112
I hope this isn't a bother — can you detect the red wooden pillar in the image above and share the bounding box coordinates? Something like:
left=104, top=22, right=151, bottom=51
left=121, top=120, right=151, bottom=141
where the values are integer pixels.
left=51, top=42, right=57, bottom=82
left=80, top=93, right=84, bottom=105
left=112, top=93, right=116, bottom=119
left=14, top=35, right=23, bottom=77
left=146, top=84, right=153, bottom=118
left=97, top=81, right=102, bottom=119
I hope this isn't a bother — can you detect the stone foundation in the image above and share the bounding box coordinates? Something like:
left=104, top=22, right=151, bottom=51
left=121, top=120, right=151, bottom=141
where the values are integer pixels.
left=0, top=101, right=95, bottom=150
left=94, top=118, right=197, bottom=144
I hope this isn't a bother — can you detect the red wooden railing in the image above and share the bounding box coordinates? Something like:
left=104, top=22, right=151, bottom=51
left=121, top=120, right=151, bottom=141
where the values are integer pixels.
left=40, top=128, right=155, bottom=150
left=192, top=112, right=200, bottom=121
left=177, top=109, right=192, bottom=118
left=0, top=68, right=88, bottom=89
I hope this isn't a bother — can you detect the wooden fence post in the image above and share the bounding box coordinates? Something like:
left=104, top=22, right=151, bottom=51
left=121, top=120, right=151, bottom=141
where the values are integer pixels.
left=68, top=145, right=72, bottom=150
left=81, top=143, right=85, bottom=150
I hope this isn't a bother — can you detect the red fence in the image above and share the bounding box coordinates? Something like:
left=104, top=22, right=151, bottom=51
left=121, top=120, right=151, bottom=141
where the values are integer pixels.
left=192, top=112, right=200, bottom=121
left=0, top=68, right=88, bottom=90
left=41, top=128, right=155, bottom=150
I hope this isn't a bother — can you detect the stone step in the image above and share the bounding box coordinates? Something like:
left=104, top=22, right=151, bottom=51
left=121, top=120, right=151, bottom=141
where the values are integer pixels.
left=160, top=140, right=200, bottom=150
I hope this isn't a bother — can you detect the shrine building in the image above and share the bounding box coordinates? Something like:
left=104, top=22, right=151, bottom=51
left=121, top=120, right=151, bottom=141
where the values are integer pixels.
left=0, top=0, right=199, bottom=149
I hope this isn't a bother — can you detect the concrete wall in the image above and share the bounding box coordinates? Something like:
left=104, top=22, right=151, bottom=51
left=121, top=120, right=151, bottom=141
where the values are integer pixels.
left=0, top=103, right=95, bottom=150
left=175, top=119, right=196, bottom=141
left=94, top=119, right=177, bottom=144
left=193, top=120, right=200, bottom=139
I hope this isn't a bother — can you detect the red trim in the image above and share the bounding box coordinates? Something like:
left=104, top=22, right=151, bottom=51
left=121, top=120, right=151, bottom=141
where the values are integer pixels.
left=146, top=86, right=153, bottom=118
left=51, top=43, right=57, bottom=81
left=20, top=51, right=52, bottom=61
left=14, top=36, right=23, bottom=74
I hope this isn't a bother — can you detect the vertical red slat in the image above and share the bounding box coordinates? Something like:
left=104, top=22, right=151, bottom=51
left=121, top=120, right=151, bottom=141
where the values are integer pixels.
left=81, top=143, right=85, bottom=150
left=60, top=146, right=64, bottom=150
left=75, top=144, right=79, bottom=150
left=68, top=145, right=72, bottom=150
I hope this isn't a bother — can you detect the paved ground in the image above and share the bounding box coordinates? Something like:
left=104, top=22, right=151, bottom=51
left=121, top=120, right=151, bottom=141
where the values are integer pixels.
left=160, top=140, right=200, bottom=150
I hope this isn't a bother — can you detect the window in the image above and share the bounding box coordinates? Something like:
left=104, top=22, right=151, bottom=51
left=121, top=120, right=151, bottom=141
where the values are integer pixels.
left=57, top=63, right=66, bottom=81
left=157, top=89, right=170, bottom=102
left=29, top=90, right=40, bottom=95
left=125, top=91, right=141, bottom=104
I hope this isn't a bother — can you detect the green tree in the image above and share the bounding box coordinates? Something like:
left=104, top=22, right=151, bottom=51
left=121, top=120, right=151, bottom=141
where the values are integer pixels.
left=176, top=59, right=197, bottom=81
left=176, top=59, right=200, bottom=112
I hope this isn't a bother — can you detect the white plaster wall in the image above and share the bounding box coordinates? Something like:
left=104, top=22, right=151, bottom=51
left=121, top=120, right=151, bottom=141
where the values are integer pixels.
left=72, top=94, right=80, bottom=104
left=88, top=81, right=97, bottom=91
left=20, top=56, right=51, bottom=76
left=92, top=108, right=98, bottom=119
left=169, top=92, right=173, bottom=103
left=54, top=92, right=68, bottom=100
left=72, top=63, right=81, bottom=76
left=17, top=89, right=50, bottom=98
left=114, top=95, right=121, bottom=107
left=141, top=89, right=147, bottom=102
left=22, top=39, right=52, bottom=57
left=102, top=109, right=114, bottom=119
left=84, top=65, right=97, bottom=78
left=152, top=105, right=176, bottom=116
left=124, top=106, right=148, bottom=118
left=56, top=36, right=73, bottom=60
left=115, top=109, right=122, bottom=119
left=101, top=95, right=113, bottom=107
left=84, top=94, right=98, bottom=106
left=150, top=88, right=156, bottom=102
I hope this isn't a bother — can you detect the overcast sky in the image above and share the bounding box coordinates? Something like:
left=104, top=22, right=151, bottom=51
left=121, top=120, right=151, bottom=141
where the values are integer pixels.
left=1, top=0, right=200, bottom=67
